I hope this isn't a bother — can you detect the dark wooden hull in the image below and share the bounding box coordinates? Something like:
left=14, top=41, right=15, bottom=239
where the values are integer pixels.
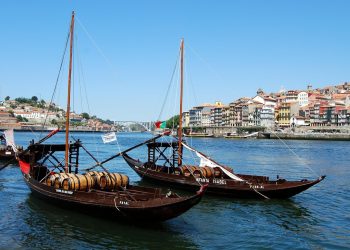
left=22, top=173, right=205, bottom=222
left=0, top=149, right=16, bottom=161
left=123, top=154, right=325, bottom=199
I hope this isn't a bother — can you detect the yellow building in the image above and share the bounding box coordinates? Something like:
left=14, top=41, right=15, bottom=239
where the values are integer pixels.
left=277, top=102, right=299, bottom=127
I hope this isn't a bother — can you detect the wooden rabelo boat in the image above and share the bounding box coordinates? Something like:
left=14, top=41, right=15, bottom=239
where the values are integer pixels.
left=14, top=12, right=206, bottom=222
left=123, top=39, right=325, bottom=200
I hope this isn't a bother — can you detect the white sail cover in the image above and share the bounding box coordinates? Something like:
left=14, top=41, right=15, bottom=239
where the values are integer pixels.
left=181, top=142, right=245, bottom=182
left=3, top=129, right=17, bottom=153
left=101, top=132, right=117, bottom=143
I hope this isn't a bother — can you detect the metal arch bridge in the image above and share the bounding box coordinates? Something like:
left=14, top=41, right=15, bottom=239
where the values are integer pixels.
left=113, top=121, right=154, bottom=131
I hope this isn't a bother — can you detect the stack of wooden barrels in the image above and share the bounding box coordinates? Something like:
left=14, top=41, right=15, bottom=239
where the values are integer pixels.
left=45, top=171, right=129, bottom=191
left=173, top=165, right=234, bottom=178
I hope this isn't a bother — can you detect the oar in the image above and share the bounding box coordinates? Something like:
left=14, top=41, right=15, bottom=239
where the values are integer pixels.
left=85, top=132, right=168, bottom=171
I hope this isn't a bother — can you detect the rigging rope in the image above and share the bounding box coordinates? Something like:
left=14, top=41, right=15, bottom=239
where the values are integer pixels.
left=40, top=27, right=70, bottom=138
left=272, top=131, right=320, bottom=178
left=157, top=49, right=180, bottom=122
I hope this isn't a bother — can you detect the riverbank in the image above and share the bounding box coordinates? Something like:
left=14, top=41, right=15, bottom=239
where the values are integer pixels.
left=259, top=132, right=350, bottom=141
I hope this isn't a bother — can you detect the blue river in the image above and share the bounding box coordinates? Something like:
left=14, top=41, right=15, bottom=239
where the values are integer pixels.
left=0, top=131, right=349, bottom=249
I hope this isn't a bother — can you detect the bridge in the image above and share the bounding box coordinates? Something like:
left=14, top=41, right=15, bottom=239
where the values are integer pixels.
left=113, top=121, right=154, bottom=132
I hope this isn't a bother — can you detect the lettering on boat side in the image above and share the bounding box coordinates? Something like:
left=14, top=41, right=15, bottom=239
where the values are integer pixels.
left=119, top=200, right=129, bottom=205
left=56, top=189, right=73, bottom=195
left=213, top=179, right=227, bottom=185
left=250, top=185, right=264, bottom=189
left=196, top=178, right=209, bottom=183
left=5, top=152, right=12, bottom=155
left=195, top=178, right=227, bottom=185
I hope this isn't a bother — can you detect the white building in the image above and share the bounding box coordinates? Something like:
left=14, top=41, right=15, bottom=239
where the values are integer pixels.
left=297, top=91, right=309, bottom=107
left=290, top=115, right=306, bottom=127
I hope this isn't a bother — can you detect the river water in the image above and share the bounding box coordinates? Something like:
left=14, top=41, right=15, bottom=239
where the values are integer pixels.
left=0, top=132, right=349, bottom=249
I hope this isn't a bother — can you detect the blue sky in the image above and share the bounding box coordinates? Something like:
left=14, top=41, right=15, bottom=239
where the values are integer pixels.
left=1, top=0, right=350, bottom=121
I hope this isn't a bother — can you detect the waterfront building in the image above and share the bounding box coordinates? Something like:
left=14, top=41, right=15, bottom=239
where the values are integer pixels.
left=260, top=106, right=275, bottom=128
left=248, top=102, right=262, bottom=126
left=228, top=97, right=250, bottom=127
left=299, top=105, right=311, bottom=126
left=222, top=106, right=230, bottom=126
left=182, top=111, right=189, bottom=127
left=277, top=102, right=299, bottom=127
left=297, top=91, right=309, bottom=107
left=286, top=90, right=298, bottom=103
left=202, top=108, right=212, bottom=127
left=189, top=106, right=202, bottom=127
left=189, top=103, right=216, bottom=127
left=210, top=102, right=226, bottom=127
left=290, top=115, right=306, bottom=127
left=242, top=104, right=249, bottom=127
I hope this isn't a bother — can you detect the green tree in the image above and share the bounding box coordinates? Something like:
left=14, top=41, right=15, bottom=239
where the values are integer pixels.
left=5, top=96, right=10, bottom=101
left=16, top=115, right=28, bottom=122
left=166, top=115, right=180, bottom=129
left=81, top=112, right=90, bottom=120
left=31, top=96, right=38, bottom=102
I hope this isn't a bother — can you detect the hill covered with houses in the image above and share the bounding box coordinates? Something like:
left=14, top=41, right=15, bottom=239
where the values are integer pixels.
left=0, top=96, right=116, bottom=131
left=182, top=82, right=350, bottom=130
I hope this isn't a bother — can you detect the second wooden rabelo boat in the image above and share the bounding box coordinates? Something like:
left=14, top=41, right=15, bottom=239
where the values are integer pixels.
left=123, top=39, right=325, bottom=199
left=15, top=12, right=206, bottom=222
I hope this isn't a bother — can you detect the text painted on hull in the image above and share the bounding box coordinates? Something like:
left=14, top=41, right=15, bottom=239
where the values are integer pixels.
left=196, top=178, right=227, bottom=185
left=56, top=189, right=73, bottom=195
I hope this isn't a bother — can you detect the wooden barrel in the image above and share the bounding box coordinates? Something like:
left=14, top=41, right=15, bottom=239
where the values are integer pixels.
left=180, top=166, right=191, bottom=177
left=120, top=174, right=129, bottom=188
left=54, top=173, right=74, bottom=189
left=213, top=167, right=222, bottom=178
left=204, top=166, right=213, bottom=178
left=191, top=166, right=203, bottom=178
left=46, top=173, right=60, bottom=186
left=100, top=173, right=129, bottom=190
left=173, top=167, right=183, bottom=175
left=85, top=171, right=104, bottom=187
left=62, top=174, right=79, bottom=191
left=62, top=174, right=95, bottom=191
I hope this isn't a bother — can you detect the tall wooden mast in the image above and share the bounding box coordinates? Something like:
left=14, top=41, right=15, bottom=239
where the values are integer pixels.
left=65, top=11, right=75, bottom=172
left=178, top=39, right=184, bottom=166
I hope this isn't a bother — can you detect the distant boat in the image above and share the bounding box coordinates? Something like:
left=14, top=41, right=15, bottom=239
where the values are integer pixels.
left=123, top=39, right=325, bottom=199
left=14, top=12, right=206, bottom=222
left=101, top=132, right=117, bottom=143
left=184, top=132, right=214, bottom=138
left=0, top=129, right=22, bottom=161
left=223, top=132, right=259, bottom=139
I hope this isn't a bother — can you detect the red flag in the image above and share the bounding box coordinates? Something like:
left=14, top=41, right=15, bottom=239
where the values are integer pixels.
left=155, top=121, right=166, bottom=129
left=155, top=121, right=162, bottom=128
left=19, top=160, right=30, bottom=174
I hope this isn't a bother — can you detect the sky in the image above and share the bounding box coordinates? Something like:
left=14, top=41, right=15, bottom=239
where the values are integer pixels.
left=1, top=0, right=350, bottom=121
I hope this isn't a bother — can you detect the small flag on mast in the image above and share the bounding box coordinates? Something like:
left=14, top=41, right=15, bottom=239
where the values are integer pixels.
left=155, top=121, right=166, bottom=129
left=101, top=132, right=117, bottom=143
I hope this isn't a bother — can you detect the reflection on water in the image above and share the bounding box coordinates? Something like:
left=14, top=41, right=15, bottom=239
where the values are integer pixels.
left=21, top=195, right=199, bottom=249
